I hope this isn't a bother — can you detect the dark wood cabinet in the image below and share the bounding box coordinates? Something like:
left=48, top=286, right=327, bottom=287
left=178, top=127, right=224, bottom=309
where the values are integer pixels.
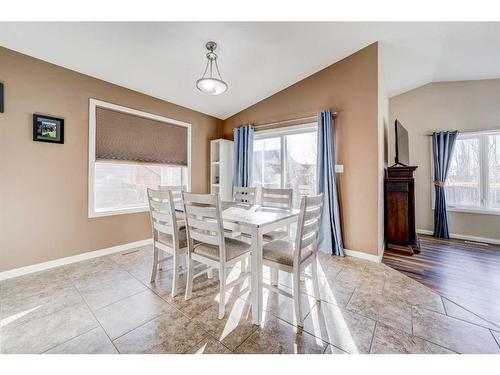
left=385, top=165, right=420, bottom=254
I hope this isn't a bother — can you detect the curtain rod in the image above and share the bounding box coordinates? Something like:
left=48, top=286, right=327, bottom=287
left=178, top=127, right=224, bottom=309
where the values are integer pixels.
left=254, top=111, right=339, bottom=130
left=424, top=128, right=500, bottom=136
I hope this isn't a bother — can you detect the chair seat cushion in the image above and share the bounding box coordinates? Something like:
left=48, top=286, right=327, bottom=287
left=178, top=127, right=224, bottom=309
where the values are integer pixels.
left=263, top=240, right=312, bottom=267
left=158, top=228, right=188, bottom=248
left=263, top=230, right=288, bottom=241
left=193, top=237, right=251, bottom=261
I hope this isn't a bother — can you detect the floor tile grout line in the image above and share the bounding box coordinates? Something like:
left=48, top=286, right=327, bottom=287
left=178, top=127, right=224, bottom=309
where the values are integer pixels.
left=379, top=317, right=461, bottom=354
left=88, top=288, right=149, bottom=313
left=66, top=274, right=121, bottom=354
left=410, top=331, right=461, bottom=354
left=40, top=326, right=101, bottom=354
left=441, top=296, right=448, bottom=315
left=183, top=335, right=230, bottom=354
left=489, top=329, right=500, bottom=350
left=110, top=307, right=177, bottom=343
left=344, top=286, right=357, bottom=308
left=368, top=321, right=378, bottom=354
left=440, top=296, right=500, bottom=330
left=416, top=302, right=500, bottom=332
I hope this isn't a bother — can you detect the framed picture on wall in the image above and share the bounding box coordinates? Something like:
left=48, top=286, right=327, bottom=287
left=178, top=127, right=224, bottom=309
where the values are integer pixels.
left=33, top=114, right=64, bottom=144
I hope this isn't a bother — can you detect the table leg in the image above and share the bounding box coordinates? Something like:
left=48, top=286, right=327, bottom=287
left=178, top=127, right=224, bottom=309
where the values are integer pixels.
left=251, top=226, right=263, bottom=325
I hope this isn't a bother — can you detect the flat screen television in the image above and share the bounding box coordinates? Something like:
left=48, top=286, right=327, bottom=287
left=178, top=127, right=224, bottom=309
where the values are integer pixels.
left=395, top=120, right=409, bottom=166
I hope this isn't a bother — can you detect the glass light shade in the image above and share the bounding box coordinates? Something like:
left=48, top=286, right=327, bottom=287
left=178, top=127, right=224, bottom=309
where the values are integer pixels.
left=196, top=77, right=228, bottom=95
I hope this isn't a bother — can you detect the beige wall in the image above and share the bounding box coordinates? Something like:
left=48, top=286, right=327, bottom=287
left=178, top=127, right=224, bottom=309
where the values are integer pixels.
left=389, top=79, right=500, bottom=241
left=222, top=43, right=383, bottom=256
left=377, top=48, right=389, bottom=255
left=0, top=47, right=220, bottom=271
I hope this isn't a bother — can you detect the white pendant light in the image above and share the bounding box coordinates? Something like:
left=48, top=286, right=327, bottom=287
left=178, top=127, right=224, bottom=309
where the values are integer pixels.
left=196, top=41, right=228, bottom=95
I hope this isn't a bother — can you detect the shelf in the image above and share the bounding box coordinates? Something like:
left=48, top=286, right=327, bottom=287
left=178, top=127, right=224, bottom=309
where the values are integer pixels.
left=212, top=183, right=220, bottom=187
left=211, top=161, right=220, bottom=164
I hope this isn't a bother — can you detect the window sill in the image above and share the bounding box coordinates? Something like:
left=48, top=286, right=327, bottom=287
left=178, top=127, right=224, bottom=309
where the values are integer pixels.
left=446, top=207, right=500, bottom=216
left=89, top=206, right=149, bottom=218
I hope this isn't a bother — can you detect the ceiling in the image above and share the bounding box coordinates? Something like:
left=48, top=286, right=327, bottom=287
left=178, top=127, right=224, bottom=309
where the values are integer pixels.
left=1, top=22, right=499, bottom=119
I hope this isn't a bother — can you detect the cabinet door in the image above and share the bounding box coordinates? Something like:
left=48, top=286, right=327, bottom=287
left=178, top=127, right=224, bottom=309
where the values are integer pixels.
left=386, top=182, right=410, bottom=244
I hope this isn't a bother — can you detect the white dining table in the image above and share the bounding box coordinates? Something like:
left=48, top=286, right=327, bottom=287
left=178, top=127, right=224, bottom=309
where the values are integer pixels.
left=176, top=201, right=300, bottom=325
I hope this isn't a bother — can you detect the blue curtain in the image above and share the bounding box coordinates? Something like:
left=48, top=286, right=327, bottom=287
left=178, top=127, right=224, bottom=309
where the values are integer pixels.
left=432, top=131, right=458, bottom=238
left=233, top=125, right=255, bottom=187
left=317, top=111, right=344, bottom=256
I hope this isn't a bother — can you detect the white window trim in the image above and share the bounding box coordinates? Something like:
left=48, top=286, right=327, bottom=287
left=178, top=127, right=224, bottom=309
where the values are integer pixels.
left=430, top=129, right=500, bottom=216
left=88, top=98, right=192, bottom=218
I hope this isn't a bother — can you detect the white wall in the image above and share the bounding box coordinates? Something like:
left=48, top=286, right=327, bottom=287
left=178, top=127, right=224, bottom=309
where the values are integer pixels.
left=389, top=79, right=500, bottom=242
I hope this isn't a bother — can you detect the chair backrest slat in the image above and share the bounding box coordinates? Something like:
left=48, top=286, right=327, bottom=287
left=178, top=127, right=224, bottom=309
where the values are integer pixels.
left=147, top=188, right=180, bottom=248
left=184, top=205, right=218, bottom=219
left=189, top=229, right=220, bottom=246
left=261, top=188, right=293, bottom=209
left=151, top=210, right=174, bottom=225
left=294, top=194, right=324, bottom=265
left=185, top=216, right=219, bottom=232
left=153, top=222, right=174, bottom=235
left=233, top=186, right=257, bottom=204
left=182, top=192, right=226, bottom=261
left=159, top=185, right=184, bottom=201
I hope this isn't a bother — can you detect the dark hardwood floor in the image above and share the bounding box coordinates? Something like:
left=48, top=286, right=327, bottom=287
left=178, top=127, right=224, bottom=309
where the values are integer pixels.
left=383, top=234, right=500, bottom=327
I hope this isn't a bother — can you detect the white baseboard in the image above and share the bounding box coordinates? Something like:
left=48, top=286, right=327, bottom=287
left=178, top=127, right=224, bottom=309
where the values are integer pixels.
left=344, top=248, right=383, bottom=263
left=0, top=239, right=153, bottom=281
left=417, top=229, right=500, bottom=245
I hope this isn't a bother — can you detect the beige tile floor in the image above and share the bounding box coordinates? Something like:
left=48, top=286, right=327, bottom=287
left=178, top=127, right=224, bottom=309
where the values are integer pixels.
left=1, top=246, right=500, bottom=354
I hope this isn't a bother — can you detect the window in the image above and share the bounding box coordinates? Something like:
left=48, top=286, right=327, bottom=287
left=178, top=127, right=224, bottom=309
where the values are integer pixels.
left=94, top=162, right=187, bottom=214
left=253, top=124, right=317, bottom=208
left=442, top=130, right=500, bottom=214
left=89, top=99, right=191, bottom=217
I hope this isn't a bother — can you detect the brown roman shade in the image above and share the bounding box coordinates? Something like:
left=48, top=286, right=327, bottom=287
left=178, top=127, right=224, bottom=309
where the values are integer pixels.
left=95, top=106, right=188, bottom=166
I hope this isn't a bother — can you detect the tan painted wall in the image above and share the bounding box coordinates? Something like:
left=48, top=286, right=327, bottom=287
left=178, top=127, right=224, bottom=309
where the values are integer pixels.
left=0, top=47, right=220, bottom=271
left=222, top=43, right=382, bottom=256
left=377, top=47, right=389, bottom=256
left=389, top=79, right=500, bottom=241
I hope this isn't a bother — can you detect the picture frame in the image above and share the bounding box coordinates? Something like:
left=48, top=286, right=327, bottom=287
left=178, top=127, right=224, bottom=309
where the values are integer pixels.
left=0, top=82, right=4, bottom=113
left=33, top=114, right=64, bottom=144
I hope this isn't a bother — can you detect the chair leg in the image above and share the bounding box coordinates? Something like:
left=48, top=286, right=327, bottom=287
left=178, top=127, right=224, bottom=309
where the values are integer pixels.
left=270, top=268, right=278, bottom=286
left=150, top=243, right=158, bottom=283
left=171, top=253, right=180, bottom=298
left=218, top=265, right=226, bottom=319
left=311, top=256, right=321, bottom=302
left=292, top=268, right=303, bottom=327
left=184, top=255, right=193, bottom=300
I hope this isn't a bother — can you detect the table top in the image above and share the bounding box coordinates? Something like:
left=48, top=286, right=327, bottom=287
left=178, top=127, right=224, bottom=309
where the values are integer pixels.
left=175, top=201, right=299, bottom=228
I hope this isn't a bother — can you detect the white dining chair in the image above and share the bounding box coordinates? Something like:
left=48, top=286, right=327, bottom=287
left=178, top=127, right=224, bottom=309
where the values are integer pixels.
left=147, top=188, right=188, bottom=297
left=183, top=192, right=252, bottom=319
left=261, top=193, right=324, bottom=327
left=233, top=186, right=257, bottom=204
left=224, top=185, right=257, bottom=241
left=261, top=188, right=293, bottom=241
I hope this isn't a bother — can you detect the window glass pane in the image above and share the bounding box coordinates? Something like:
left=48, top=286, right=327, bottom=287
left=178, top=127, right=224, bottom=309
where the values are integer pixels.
left=488, top=134, right=500, bottom=209
left=285, top=132, right=317, bottom=207
left=253, top=137, right=282, bottom=189
left=445, top=137, right=481, bottom=207
left=94, top=162, right=185, bottom=212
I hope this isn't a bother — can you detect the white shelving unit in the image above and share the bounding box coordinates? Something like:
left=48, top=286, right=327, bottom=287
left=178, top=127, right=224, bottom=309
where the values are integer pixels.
left=210, top=139, right=234, bottom=201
